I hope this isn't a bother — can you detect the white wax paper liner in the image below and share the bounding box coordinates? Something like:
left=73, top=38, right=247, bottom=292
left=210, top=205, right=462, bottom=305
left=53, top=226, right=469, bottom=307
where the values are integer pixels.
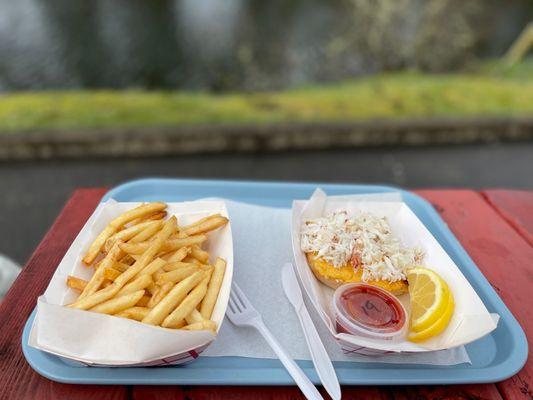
left=29, top=199, right=233, bottom=366
left=291, top=188, right=498, bottom=352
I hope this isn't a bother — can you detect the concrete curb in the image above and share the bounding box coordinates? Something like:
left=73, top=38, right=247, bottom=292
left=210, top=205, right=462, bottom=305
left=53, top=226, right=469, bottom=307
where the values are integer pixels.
left=0, top=117, right=532, bottom=160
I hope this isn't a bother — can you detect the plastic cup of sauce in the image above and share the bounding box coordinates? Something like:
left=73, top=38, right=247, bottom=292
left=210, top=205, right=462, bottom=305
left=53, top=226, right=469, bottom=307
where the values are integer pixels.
left=333, top=283, right=407, bottom=341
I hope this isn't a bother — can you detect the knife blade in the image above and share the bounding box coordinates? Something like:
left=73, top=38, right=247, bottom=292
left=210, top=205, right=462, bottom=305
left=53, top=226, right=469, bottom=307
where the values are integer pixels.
left=282, top=263, right=341, bottom=400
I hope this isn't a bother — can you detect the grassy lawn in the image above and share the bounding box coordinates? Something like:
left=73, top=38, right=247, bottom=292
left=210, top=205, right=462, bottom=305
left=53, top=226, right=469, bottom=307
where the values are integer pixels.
left=0, top=61, right=532, bottom=133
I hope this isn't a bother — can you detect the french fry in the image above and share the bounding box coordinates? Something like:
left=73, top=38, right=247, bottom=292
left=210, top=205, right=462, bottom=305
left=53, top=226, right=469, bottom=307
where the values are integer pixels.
left=198, top=264, right=213, bottom=272
left=165, top=247, right=190, bottom=263
left=124, top=203, right=146, bottom=226
left=156, top=265, right=201, bottom=285
left=119, top=235, right=206, bottom=255
left=137, top=257, right=166, bottom=278
left=83, top=202, right=166, bottom=265
left=185, top=308, right=205, bottom=324
left=116, top=274, right=152, bottom=297
left=183, top=215, right=228, bottom=236
left=102, top=280, right=113, bottom=288
left=68, top=204, right=230, bottom=332
left=129, top=219, right=164, bottom=243
left=147, top=282, right=174, bottom=308
left=162, top=276, right=209, bottom=328
left=178, top=259, right=212, bottom=272
left=128, top=210, right=167, bottom=226
left=146, top=282, right=158, bottom=296
left=113, top=261, right=130, bottom=273
left=89, top=290, right=145, bottom=315
left=190, top=246, right=210, bottom=264
left=162, top=261, right=198, bottom=272
left=103, top=267, right=121, bottom=281
left=175, top=231, right=189, bottom=239
left=200, top=258, right=226, bottom=319
left=144, top=211, right=167, bottom=221
left=153, top=268, right=164, bottom=283
left=136, top=294, right=151, bottom=307
left=181, top=214, right=218, bottom=230
left=120, top=254, right=136, bottom=265
left=182, top=256, right=201, bottom=265
left=67, top=276, right=88, bottom=291
left=142, top=271, right=204, bottom=326
left=82, top=226, right=115, bottom=266
left=115, top=306, right=150, bottom=321
left=182, top=320, right=217, bottom=332
left=79, top=241, right=123, bottom=300
left=104, top=220, right=157, bottom=253
left=70, top=217, right=176, bottom=310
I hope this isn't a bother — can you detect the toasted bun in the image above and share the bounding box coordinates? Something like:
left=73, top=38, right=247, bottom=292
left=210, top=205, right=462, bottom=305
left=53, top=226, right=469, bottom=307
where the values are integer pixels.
left=305, top=252, right=408, bottom=295
left=306, top=254, right=346, bottom=289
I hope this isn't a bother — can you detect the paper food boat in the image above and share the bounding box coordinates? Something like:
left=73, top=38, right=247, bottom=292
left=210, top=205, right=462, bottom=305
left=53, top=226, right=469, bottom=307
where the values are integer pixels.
left=28, top=199, right=233, bottom=367
left=291, top=189, right=498, bottom=356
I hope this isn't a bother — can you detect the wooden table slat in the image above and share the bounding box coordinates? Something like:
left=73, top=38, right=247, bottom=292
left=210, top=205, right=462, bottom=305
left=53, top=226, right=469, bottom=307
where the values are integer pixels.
left=416, top=190, right=532, bottom=400
left=132, top=384, right=506, bottom=400
left=0, top=188, right=128, bottom=400
left=482, top=189, right=533, bottom=246
left=389, top=384, right=504, bottom=400
left=133, top=385, right=390, bottom=400
left=0, top=187, right=529, bottom=400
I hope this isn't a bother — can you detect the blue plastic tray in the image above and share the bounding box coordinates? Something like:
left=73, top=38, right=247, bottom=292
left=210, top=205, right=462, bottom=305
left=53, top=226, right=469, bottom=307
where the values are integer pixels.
left=22, top=178, right=528, bottom=385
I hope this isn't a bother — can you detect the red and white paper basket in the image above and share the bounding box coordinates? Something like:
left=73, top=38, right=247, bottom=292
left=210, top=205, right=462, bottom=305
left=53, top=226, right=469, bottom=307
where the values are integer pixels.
left=291, top=189, right=498, bottom=356
left=28, top=199, right=233, bottom=367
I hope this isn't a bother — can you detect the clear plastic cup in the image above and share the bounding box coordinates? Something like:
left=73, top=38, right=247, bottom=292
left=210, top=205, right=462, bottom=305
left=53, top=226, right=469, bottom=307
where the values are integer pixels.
left=333, top=282, right=407, bottom=341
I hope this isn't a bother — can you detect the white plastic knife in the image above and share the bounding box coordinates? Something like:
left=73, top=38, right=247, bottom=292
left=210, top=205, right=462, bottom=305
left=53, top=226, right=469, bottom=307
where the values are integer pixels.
left=282, top=263, right=341, bottom=400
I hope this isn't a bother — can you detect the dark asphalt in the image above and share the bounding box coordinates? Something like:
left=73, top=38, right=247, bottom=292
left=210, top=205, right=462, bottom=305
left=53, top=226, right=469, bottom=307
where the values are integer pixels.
left=1, top=142, right=532, bottom=265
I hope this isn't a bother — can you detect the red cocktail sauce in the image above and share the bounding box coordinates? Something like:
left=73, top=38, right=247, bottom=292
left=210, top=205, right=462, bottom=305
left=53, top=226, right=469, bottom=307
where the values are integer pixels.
left=333, top=283, right=407, bottom=340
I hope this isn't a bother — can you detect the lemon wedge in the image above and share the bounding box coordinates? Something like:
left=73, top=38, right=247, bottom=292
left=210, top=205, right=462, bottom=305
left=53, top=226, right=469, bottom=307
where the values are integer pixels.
left=406, top=267, right=451, bottom=333
left=408, top=289, right=455, bottom=342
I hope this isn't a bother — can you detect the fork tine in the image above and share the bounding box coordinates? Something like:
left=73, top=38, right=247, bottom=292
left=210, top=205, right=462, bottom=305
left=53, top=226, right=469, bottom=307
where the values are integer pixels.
left=232, top=283, right=245, bottom=298
left=228, top=294, right=240, bottom=313
left=232, top=283, right=248, bottom=308
left=228, top=296, right=236, bottom=313
left=230, top=289, right=245, bottom=311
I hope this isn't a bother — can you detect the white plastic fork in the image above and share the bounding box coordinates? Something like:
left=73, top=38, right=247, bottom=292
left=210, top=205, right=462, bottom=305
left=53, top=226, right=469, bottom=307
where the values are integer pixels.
left=226, top=283, right=323, bottom=400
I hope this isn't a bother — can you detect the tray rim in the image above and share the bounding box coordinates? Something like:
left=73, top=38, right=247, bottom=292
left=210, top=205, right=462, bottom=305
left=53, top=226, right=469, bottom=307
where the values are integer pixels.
left=21, top=178, right=528, bottom=386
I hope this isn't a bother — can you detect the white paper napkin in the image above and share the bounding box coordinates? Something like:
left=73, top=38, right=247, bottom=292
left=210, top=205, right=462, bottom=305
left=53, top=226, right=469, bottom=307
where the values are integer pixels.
left=203, top=200, right=471, bottom=365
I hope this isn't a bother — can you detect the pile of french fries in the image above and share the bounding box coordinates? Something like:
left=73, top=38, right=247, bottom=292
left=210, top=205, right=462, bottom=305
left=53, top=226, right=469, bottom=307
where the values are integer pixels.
left=66, top=202, right=229, bottom=332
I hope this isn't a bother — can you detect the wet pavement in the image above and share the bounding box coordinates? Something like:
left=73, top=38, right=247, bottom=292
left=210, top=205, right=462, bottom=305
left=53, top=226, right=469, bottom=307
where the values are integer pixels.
left=1, top=142, right=532, bottom=265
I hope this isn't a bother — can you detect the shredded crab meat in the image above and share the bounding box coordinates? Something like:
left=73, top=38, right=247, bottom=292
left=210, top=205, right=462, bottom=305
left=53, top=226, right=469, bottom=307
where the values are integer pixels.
left=300, top=211, right=423, bottom=282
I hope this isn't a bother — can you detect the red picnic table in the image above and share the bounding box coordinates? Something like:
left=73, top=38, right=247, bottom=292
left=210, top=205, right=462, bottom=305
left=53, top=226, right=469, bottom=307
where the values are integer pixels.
left=0, top=187, right=531, bottom=400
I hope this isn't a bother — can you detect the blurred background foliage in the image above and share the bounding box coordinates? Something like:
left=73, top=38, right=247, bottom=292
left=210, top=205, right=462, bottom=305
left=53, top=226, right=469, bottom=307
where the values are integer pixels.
left=1, top=62, right=532, bottom=132
left=0, top=0, right=531, bottom=92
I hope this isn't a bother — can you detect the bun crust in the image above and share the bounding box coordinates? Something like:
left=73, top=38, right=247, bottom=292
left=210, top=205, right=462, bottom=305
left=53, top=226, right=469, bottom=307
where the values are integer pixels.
left=305, top=252, right=408, bottom=295
left=306, top=253, right=345, bottom=289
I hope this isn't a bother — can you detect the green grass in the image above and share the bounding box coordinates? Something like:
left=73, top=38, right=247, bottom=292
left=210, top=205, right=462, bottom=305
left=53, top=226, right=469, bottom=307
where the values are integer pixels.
left=0, top=60, right=532, bottom=133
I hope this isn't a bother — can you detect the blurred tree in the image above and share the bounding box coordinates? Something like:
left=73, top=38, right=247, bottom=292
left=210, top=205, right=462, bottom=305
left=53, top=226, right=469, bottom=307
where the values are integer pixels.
left=39, top=0, right=107, bottom=86
left=0, top=0, right=531, bottom=91
left=177, top=0, right=245, bottom=91
left=332, top=0, right=485, bottom=72
left=241, top=0, right=301, bottom=89
left=39, top=0, right=183, bottom=89
left=102, top=0, right=183, bottom=89
left=504, top=22, right=533, bottom=65
left=412, top=0, right=484, bottom=70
